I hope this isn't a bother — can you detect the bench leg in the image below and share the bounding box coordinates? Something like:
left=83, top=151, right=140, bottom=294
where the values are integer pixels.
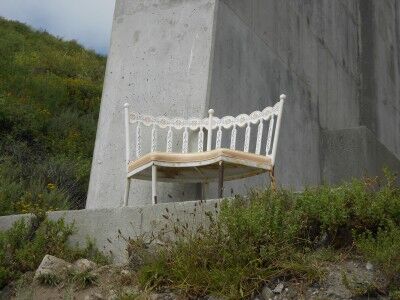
left=124, top=178, right=130, bottom=207
left=218, top=161, right=224, bottom=198
left=152, top=164, right=157, bottom=205
left=268, top=167, right=276, bottom=190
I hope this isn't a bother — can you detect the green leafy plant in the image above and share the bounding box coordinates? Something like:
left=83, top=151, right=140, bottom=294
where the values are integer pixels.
left=138, top=172, right=400, bottom=299
left=36, top=273, right=61, bottom=286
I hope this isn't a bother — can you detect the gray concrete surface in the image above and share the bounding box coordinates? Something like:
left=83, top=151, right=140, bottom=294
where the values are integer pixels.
left=87, top=0, right=218, bottom=208
left=88, top=0, right=400, bottom=208
left=321, top=126, right=400, bottom=184
left=0, top=199, right=222, bottom=265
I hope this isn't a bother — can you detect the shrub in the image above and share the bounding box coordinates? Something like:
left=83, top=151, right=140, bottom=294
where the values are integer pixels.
left=0, top=215, right=109, bottom=288
left=355, top=221, right=400, bottom=281
left=138, top=173, right=400, bottom=299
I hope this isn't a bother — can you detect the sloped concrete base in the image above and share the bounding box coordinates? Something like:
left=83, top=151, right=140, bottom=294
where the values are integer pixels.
left=0, top=199, right=222, bottom=265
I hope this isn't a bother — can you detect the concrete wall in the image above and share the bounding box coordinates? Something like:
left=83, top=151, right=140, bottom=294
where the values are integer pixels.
left=0, top=200, right=222, bottom=265
left=321, top=126, right=400, bottom=184
left=87, top=0, right=400, bottom=208
left=359, top=0, right=400, bottom=159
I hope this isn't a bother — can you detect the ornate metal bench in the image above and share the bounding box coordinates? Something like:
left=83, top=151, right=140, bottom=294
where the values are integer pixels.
left=123, top=94, right=286, bottom=206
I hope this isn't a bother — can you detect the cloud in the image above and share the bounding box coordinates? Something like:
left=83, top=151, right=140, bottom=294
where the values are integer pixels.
left=0, top=0, right=115, bottom=54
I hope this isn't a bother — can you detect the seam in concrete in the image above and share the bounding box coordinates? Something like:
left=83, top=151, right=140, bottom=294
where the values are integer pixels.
left=219, top=1, right=313, bottom=91
left=286, top=0, right=360, bottom=83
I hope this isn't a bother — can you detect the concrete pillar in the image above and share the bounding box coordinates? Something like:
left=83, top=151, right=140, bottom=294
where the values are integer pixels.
left=86, top=0, right=218, bottom=208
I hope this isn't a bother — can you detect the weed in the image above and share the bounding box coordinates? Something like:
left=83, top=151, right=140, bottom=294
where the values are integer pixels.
left=0, top=215, right=109, bottom=288
left=37, top=273, right=61, bottom=286
left=138, top=173, right=400, bottom=299
left=67, top=269, right=98, bottom=288
left=355, top=221, right=400, bottom=282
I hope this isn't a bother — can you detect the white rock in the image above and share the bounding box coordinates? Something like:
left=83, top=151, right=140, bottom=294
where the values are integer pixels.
left=34, top=254, right=72, bottom=280
left=261, top=286, right=274, bottom=299
left=150, top=293, right=178, bottom=300
left=74, top=258, right=97, bottom=272
left=273, top=283, right=284, bottom=294
left=366, top=262, right=374, bottom=271
left=121, top=269, right=130, bottom=276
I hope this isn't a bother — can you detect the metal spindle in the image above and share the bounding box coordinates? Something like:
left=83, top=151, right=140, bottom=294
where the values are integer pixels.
left=198, top=127, right=204, bottom=152
left=255, top=119, right=263, bottom=155
left=166, top=126, right=173, bottom=152
left=230, top=125, right=237, bottom=150
left=136, top=122, right=142, bottom=158
left=216, top=126, right=222, bottom=149
left=182, top=127, right=189, bottom=153
left=244, top=122, right=251, bottom=152
left=266, top=116, right=275, bottom=155
left=207, top=109, right=214, bottom=151
left=151, top=124, right=157, bottom=152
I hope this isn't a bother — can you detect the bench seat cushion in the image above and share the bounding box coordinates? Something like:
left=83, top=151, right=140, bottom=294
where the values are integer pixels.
left=128, top=148, right=272, bottom=182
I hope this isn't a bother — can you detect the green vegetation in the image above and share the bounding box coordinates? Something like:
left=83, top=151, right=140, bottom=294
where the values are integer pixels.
left=36, top=272, right=62, bottom=287
left=67, top=269, right=99, bottom=288
left=138, top=171, right=400, bottom=299
left=0, top=215, right=109, bottom=288
left=0, top=17, right=106, bottom=215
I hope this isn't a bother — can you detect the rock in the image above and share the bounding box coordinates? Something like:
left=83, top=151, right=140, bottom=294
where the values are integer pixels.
left=91, top=292, right=105, bottom=300
left=261, top=286, right=274, bottom=299
left=34, top=254, right=72, bottom=280
left=150, top=293, right=178, bottom=300
left=74, top=258, right=97, bottom=272
left=273, top=283, right=284, bottom=294
left=366, top=261, right=374, bottom=271
left=121, top=269, right=130, bottom=276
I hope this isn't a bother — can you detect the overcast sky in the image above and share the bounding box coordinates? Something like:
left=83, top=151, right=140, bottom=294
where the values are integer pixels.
left=0, top=0, right=115, bottom=55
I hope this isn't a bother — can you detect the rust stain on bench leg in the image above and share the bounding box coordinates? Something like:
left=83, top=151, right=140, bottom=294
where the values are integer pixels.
left=268, top=167, right=276, bottom=191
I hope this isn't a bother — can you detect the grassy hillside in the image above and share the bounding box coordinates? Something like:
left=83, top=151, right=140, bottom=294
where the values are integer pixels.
left=0, top=18, right=106, bottom=215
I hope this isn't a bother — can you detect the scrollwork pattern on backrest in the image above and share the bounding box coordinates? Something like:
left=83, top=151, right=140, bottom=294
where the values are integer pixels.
left=128, top=101, right=281, bottom=130
left=127, top=99, right=284, bottom=159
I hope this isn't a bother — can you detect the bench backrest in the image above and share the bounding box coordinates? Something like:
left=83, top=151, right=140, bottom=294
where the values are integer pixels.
left=124, top=94, right=285, bottom=169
